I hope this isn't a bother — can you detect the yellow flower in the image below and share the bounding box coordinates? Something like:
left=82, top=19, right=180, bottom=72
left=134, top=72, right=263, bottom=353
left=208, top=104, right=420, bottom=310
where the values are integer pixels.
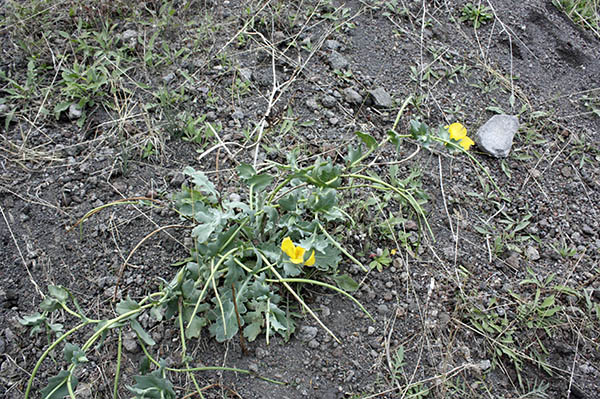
left=446, top=122, right=467, bottom=140
left=445, top=122, right=474, bottom=151
left=390, top=249, right=397, bottom=256
left=281, top=237, right=315, bottom=266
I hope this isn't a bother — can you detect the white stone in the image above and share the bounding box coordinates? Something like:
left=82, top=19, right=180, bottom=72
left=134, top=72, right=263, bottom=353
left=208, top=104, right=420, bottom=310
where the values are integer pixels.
left=475, top=114, right=519, bottom=158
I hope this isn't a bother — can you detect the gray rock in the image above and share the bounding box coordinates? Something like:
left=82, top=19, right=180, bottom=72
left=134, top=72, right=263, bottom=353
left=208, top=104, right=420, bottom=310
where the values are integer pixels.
left=308, top=339, right=320, bottom=349
left=367, top=326, right=376, bottom=335
left=238, top=68, right=252, bottom=82
left=343, top=88, right=362, bottom=105
left=322, top=94, right=336, bottom=108
left=231, top=110, right=244, bottom=120
left=325, top=39, right=341, bottom=50
left=582, top=224, right=595, bottom=236
left=162, top=72, right=176, bottom=84
left=0, top=103, right=8, bottom=114
left=297, top=325, right=318, bottom=342
left=76, top=383, right=93, bottom=399
left=328, top=51, right=348, bottom=70
left=306, top=97, right=319, bottom=110
left=479, top=359, right=491, bottom=371
left=525, top=246, right=540, bottom=260
left=248, top=362, right=259, bottom=373
left=368, top=87, right=393, bottom=108
left=123, top=333, right=139, bottom=353
left=68, top=103, right=82, bottom=120
left=377, top=304, right=389, bottom=314
left=475, top=114, right=519, bottom=158
left=121, top=29, right=138, bottom=41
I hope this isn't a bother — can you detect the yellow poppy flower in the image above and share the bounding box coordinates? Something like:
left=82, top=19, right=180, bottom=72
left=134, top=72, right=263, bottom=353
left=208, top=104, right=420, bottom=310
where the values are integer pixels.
left=445, top=122, right=474, bottom=151
left=459, top=136, right=474, bottom=150
left=281, top=237, right=315, bottom=266
left=446, top=122, right=467, bottom=140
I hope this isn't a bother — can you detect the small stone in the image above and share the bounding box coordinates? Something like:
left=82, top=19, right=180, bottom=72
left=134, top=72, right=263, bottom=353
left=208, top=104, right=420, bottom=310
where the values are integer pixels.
left=206, top=111, right=217, bottom=121
left=368, top=87, right=393, bottom=108
left=383, top=292, right=393, bottom=301
left=123, top=333, right=139, bottom=353
left=238, top=68, right=252, bottom=82
left=561, top=166, right=572, bottom=178
left=328, top=50, right=349, bottom=70
left=297, top=325, right=318, bottom=342
left=367, top=326, right=376, bottom=335
left=273, top=30, right=286, bottom=44
left=479, top=359, right=491, bottom=371
left=405, top=220, right=418, bottom=231
left=525, top=246, right=540, bottom=261
left=322, top=95, right=336, bottom=108
left=321, top=306, right=331, bottom=317
left=0, top=103, right=8, bottom=114
left=343, top=88, right=362, bottom=105
left=325, top=39, right=341, bottom=50
left=76, top=383, right=93, bottom=399
left=256, top=347, right=267, bottom=359
left=329, top=117, right=339, bottom=125
left=170, top=173, right=185, bottom=188
left=248, top=362, right=259, bottom=373
left=121, top=29, right=138, bottom=41
left=306, top=97, right=319, bottom=110
left=377, top=304, right=389, bottom=314
left=582, top=224, right=595, bottom=236
left=162, top=72, right=176, bottom=84
left=308, top=339, right=320, bottom=349
left=475, top=114, right=519, bottom=158
left=68, top=103, right=82, bottom=120
left=505, top=251, right=520, bottom=269
left=232, top=110, right=244, bottom=120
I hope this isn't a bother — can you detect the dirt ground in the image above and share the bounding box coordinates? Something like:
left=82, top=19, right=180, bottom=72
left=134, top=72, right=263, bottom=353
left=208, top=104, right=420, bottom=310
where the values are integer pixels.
left=1, top=0, right=600, bottom=398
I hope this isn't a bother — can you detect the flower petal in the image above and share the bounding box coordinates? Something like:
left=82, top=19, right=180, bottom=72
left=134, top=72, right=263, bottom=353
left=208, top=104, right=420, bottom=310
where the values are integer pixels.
left=447, top=123, right=467, bottom=140
left=281, top=237, right=296, bottom=258
left=459, top=136, right=475, bottom=151
left=290, top=246, right=305, bottom=264
left=304, top=250, right=316, bottom=266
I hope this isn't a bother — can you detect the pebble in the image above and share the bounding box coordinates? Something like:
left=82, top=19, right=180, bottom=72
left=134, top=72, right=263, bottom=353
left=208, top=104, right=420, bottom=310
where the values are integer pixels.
left=328, top=117, right=339, bottom=125
left=322, top=94, right=336, bottom=108
left=367, top=326, right=376, bottom=335
left=248, top=362, right=259, bottom=373
left=256, top=347, right=267, bottom=359
left=162, top=72, right=176, bottom=84
left=306, top=97, right=319, bottom=110
left=325, top=39, right=341, bottom=50
left=475, top=114, right=519, bottom=158
left=231, top=110, right=244, bottom=120
left=238, top=68, right=252, bottom=82
left=321, top=306, right=331, bottom=317
left=0, top=104, right=8, bottom=114
left=582, top=224, right=595, bottom=236
left=121, top=29, right=138, bottom=41
left=297, top=325, right=318, bottom=342
left=479, top=359, right=491, bottom=371
left=68, top=103, right=82, bottom=120
left=308, top=339, right=320, bottom=349
left=343, top=88, right=362, bottom=105
left=405, top=220, right=418, bottom=231
left=123, top=333, right=139, bottom=353
left=377, top=304, right=389, bottom=314
left=368, top=87, right=393, bottom=108
left=525, top=246, right=540, bottom=261
left=327, top=50, right=349, bottom=70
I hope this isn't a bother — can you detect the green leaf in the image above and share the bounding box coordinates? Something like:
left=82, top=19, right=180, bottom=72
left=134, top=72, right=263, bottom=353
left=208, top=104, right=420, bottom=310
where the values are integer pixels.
left=331, top=274, right=359, bottom=292
left=278, top=193, right=298, bottom=212
left=354, top=131, right=377, bottom=150
left=40, top=298, right=62, bottom=312
left=183, top=167, right=219, bottom=203
left=116, top=298, right=140, bottom=315
left=54, top=101, right=72, bottom=119
left=345, top=144, right=362, bottom=165
left=208, top=300, right=239, bottom=342
left=19, top=312, right=46, bottom=326
left=310, top=189, right=337, bottom=213
left=48, top=285, right=69, bottom=303
left=247, top=174, right=273, bottom=192
left=185, top=315, right=207, bottom=339
left=243, top=321, right=262, bottom=342
left=191, top=206, right=231, bottom=243
left=237, top=163, right=256, bottom=179
left=41, top=370, right=78, bottom=399
left=64, top=342, right=88, bottom=365
left=128, top=368, right=176, bottom=399
left=130, top=319, right=156, bottom=346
